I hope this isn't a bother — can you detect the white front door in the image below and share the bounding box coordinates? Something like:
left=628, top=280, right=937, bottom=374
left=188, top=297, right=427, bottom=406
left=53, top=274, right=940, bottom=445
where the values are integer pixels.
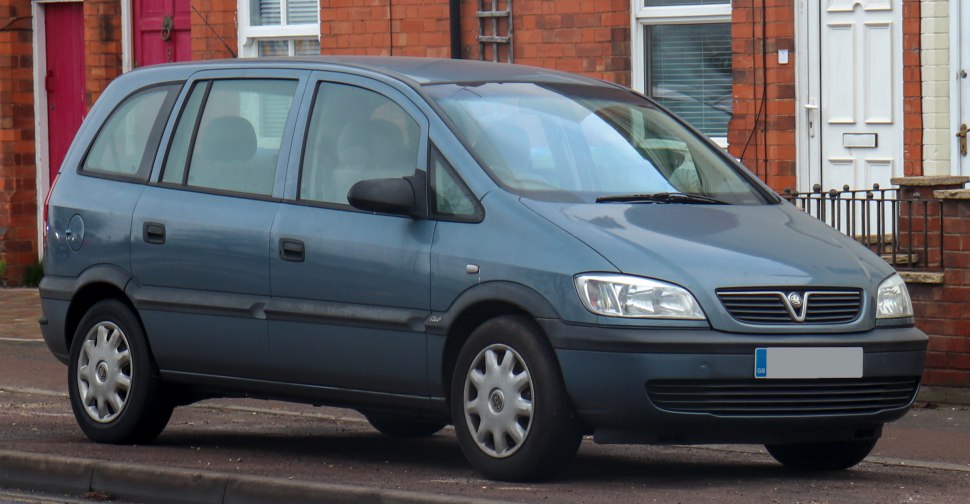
left=957, top=0, right=970, bottom=175
left=801, top=0, right=904, bottom=192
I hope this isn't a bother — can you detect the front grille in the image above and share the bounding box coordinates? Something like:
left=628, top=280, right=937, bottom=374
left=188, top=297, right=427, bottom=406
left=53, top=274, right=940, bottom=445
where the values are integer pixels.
left=646, top=377, right=919, bottom=416
left=717, top=289, right=863, bottom=324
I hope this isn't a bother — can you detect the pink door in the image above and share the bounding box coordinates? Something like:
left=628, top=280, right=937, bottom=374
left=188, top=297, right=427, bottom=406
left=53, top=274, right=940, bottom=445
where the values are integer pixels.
left=133, top=0, right=191, bottom=67
left=44, top=2, right=86, bottom=180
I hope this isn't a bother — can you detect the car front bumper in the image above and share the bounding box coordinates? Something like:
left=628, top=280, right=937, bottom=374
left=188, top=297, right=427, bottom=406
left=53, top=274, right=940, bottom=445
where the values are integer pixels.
left=541, top=320, right=927, bottom=445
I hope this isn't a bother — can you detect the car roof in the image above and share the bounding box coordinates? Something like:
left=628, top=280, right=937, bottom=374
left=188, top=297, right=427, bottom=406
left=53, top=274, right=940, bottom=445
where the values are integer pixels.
left=128, top=56, right=612, bottom=87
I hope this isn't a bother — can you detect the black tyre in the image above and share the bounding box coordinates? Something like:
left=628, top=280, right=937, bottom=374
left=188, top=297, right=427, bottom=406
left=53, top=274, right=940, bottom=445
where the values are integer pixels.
left=765, top=438, right=878, bottom=471
left=363, top=412, right=446, bottom=438
left=67, top=299, right=173, bottom=444
left=450, top=315, right=582, bottom=481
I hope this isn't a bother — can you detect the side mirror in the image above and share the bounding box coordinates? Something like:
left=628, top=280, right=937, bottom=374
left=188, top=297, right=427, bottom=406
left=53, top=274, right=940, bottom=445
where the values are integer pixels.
left=347, top=177, right=416, bottom=215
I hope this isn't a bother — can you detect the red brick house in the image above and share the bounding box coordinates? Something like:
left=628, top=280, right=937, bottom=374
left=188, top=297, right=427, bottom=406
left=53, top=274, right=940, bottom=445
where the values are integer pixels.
left=1, top=1, right=969, bottom=393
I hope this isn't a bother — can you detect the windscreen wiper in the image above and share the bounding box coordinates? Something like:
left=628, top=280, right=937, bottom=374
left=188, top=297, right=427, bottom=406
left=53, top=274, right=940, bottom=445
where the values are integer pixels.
left=595, top=192, right=727, bottom=205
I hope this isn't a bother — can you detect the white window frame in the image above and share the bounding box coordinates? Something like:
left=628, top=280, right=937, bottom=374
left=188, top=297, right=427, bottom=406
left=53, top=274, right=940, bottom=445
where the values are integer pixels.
left=237, top=0, right=320, bottom=58
left=631, top=1, right=732, bottom=147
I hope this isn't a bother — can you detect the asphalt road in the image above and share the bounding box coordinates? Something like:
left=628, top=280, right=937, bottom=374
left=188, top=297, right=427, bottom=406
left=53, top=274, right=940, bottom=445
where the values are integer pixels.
left=2, top=336, right=969, bottom=504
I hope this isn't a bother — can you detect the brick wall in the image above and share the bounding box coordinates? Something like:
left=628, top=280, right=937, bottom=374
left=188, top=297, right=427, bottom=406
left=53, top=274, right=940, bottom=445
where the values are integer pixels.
left=191, top=0, right=238, bottom=60
left=83, top=0, right=123, bottom=108
left=0, top=0, right=36, bottom=285
left=321, top=1, right=630, bottom=86
left=391, top=0, right=450, bottom=58
left=319, top=0, right=395, bottom=56
left=497, top=0, right=630, bottom=86
left=727, top=0, right=797, bottom=192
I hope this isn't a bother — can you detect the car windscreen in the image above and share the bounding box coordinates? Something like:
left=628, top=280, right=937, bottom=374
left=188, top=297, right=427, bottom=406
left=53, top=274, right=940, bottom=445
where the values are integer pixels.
left=425, top=82, right=773, bottom=205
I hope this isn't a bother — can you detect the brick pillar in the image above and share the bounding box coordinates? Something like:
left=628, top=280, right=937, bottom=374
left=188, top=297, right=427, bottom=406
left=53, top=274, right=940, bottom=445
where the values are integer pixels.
left=191, top=0, right=238, bottom=60
left=894, top=177, right=970, bottom=393
left=919, top=0, right=950, bottom=176
left=916, top=188, right=970, bottom=390
left=83, top=0, right=123, bottom=108
left=0, top=0, right=37, bottom=285
left=902, top=0, right=923, bottom=177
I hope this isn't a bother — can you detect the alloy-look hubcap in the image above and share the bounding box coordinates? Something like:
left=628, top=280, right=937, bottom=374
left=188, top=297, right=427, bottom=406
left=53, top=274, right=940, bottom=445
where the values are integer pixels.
left=463, top=344, right=534, bottom=458
left=76, top=322, right=133, bottom=423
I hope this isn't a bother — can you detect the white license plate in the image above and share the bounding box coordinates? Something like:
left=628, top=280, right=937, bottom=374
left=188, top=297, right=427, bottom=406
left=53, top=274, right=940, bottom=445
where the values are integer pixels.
left=755, top=347, right=863, bottom=379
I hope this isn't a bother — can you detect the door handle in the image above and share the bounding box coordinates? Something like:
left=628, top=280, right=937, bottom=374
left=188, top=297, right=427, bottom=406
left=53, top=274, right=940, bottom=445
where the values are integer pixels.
left=143, top=222, right=166, bottom=244
left=805, top=102, right=818, bottom=138
left=958, top=124, right=968, bottom=157
left=279, top=238, right=305, bottom=262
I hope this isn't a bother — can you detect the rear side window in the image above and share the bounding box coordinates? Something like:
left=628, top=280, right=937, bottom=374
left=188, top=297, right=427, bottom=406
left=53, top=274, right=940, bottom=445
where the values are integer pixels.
left=299, top=83, right=420, bottom=205
left=81, top=84, right=179, bottom=180
left=161, top=79, right=298, bottom=197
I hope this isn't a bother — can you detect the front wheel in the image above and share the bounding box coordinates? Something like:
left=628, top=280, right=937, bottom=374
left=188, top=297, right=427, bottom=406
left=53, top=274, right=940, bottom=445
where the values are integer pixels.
left=765, top=438, right=878, bottom=470
left=68, top=299, right=173, bottom=444
left=451, top=315, right=582, bottom=481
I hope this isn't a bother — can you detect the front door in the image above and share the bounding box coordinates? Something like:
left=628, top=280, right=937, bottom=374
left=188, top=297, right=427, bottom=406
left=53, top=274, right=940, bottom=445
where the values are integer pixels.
left=44, top=2, right=85, bottom=180
left=802, top=0, right=904, bottom=192
left=268, top=72, right=433, bottom=395
left=132, top=0, right=191, bottom=67
left=958, top=0, right=970, bottom=175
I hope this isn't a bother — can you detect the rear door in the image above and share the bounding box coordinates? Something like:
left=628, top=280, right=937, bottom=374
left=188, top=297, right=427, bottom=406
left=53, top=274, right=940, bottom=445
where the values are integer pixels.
left=268, top=72, right=434, bottom=395
left=131, top=69, right=307, bottom=378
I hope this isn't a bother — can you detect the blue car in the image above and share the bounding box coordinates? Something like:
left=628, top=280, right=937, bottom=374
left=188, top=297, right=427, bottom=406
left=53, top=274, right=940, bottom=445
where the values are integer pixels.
left=39, top=57, right=926, bottom=481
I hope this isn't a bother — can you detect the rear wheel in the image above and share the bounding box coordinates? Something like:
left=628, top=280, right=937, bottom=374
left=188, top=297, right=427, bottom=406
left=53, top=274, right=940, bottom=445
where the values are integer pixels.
left=451, top=315, right=582, bottom=481
left=765, top=438, right=878, bottom=470
left=68, top=299, right=173, bottom=444
left=363, top=412, right=446, bottom=438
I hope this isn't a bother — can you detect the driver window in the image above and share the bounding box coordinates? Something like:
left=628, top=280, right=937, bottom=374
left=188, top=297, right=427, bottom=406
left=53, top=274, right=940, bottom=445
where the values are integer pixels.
left=300, top=83, right=420, bottom=205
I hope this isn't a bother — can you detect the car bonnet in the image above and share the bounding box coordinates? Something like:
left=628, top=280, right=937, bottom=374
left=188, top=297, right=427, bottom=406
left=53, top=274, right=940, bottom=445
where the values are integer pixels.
left=521, top=198, right=897, bottom=330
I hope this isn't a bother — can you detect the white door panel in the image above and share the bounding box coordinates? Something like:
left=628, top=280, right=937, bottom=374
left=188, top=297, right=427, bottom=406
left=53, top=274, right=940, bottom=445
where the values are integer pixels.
left=825, top=24, right=855, bottom=125
left=863, top=23, right=893, bottom=124
left=825, top=158, right=857, bottom=192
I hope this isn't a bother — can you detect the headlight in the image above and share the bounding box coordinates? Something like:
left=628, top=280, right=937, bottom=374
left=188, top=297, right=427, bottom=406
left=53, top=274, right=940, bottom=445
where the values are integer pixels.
left=876, top=274, right=913, bottom=319
left=575, top=274, right=706, bottom=319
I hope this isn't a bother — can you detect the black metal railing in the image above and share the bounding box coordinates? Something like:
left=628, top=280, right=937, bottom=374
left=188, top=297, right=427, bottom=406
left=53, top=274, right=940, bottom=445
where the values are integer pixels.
left=781, top=184, right=944, bottom=270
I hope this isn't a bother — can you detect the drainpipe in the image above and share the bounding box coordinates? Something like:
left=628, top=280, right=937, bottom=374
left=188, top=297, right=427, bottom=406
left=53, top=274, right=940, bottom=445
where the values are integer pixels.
left=449, top=0, right=461, bottom=58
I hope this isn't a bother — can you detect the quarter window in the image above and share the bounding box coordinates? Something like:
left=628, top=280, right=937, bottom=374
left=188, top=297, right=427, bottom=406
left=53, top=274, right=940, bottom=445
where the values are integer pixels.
left=300, top=83, right=421, bottom=205
left=431, top=148, right=477, bottom=218
left=161, top=79, right=298, bottom=196
left=82, top=85, right=179, bottom=179
left=633, top=1, right=732, bottom=144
